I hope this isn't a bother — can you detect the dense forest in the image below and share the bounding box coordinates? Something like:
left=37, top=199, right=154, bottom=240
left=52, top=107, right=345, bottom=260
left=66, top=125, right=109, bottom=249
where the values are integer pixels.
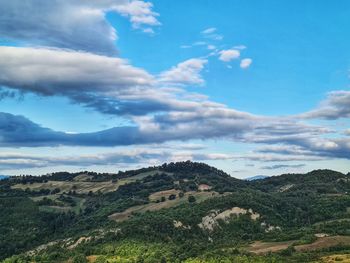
left=1, top=161, right=350, bottom=262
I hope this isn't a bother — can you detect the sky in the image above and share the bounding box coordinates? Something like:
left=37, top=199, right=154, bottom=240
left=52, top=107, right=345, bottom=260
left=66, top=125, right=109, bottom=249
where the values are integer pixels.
left=0, top=0, right=349, bottom=178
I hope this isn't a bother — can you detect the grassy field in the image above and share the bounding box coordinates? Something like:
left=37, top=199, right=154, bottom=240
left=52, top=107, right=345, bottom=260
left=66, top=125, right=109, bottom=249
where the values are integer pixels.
left=295, top=236, right=350, bottom=252
left=248, top=236, right=350, bottom=255
left=247, top=240, right=296, bottom=254
left=36, top=196, right=85, bottom=213
left=12, top=170, right=168, bottom=194
left=12, top=180, right=119, bottom=194
left=109, top=190, right=219, bottom=222
left=318, top=254, right=350, bottom=262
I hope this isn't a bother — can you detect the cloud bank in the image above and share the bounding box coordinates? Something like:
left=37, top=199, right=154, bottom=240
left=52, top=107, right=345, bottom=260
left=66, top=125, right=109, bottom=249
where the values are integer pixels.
left=0, top=0, right=159, bottom=55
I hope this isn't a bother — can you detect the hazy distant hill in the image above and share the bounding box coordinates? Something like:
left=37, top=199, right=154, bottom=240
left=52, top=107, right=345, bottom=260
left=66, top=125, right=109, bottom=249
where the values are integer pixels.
left=0, top=175, right=8, bottom=180
left=245, top=175, right=269, bottom=181
left=1, top=162, right=350, bottom=262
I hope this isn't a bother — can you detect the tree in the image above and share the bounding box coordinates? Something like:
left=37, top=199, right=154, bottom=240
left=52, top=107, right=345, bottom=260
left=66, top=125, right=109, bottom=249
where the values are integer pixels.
left=72, top=254, right=87, bottom=263
left=188, top=195, right=196, bottom=203
left=168, top=194, right=176, bottom=200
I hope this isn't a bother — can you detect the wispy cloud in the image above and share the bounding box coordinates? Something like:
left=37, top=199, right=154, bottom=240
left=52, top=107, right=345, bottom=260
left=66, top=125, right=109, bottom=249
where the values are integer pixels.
left=201, top=27, right=223, bottom=41
left=261, top=164, right=306, bottom=170
left=0, top=149, right=235, bottom=171
left=201, top=27, right=217, bottom=34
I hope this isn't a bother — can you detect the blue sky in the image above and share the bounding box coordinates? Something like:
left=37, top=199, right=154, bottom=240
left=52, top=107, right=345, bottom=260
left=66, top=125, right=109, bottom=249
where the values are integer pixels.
left=0, top=0, right=349, bottom=177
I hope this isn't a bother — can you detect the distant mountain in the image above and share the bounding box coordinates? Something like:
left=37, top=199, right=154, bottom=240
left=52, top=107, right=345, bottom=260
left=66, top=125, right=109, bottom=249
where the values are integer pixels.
left=245, top=175, right=269, bottom=181
left=0, top=175, right=9, bottom=180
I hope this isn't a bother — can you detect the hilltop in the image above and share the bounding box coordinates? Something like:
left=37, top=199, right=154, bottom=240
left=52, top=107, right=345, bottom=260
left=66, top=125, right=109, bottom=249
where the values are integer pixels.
left=1, top=162, right=350, bottom=262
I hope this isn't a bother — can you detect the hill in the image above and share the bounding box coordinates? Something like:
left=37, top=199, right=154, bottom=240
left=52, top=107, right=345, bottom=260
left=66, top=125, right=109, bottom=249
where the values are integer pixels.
left=249, top=169, right=350, bottom=194
left=245, top=175, right=269, bottom=181
left=1, top=162, right=350, bottom=262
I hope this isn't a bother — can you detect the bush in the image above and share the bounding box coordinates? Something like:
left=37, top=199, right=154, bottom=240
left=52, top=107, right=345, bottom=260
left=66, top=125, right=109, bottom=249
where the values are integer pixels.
left=72, top=254, right=88, bottom=263
left=188, top=195, right=196, bottom=203
left=168, top=194, right=176, bottom=200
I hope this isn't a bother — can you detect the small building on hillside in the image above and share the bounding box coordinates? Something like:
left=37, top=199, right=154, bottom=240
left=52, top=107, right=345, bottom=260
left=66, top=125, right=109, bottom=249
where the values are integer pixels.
left=198, top=184, right=211, bottom=191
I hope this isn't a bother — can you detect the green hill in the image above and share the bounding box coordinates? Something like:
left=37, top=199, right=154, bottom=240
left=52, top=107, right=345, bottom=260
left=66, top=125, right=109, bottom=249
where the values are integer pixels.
left=1, top=162, right=350, bottom=262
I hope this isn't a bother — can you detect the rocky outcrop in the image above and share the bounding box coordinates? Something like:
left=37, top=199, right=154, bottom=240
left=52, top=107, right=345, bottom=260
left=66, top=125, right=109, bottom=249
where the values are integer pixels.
left=198, top=207, right=260, bottom=231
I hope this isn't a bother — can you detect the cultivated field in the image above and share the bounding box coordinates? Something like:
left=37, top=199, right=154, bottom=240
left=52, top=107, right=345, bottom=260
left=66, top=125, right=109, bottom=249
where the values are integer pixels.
left=109, top=190, right=219, bottom=222
left=248, top=236, right=350, bottom=255
left=318, top=254, right=350, bottom=263
left=11, top=170, right=166, bottom=194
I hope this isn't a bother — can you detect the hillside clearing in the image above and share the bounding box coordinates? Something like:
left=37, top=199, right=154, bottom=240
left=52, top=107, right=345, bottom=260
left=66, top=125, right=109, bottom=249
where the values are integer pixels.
left=109, top=190, right=219, bottom=222
left=11, top=170, right=171, bottom=194
left=319, top=254, right=350, bottom=263
left=248, top=236, right=350, bottom=255
left=247, top=240, right=296, bottom=254
left=295, top=236, right=350, bottom=252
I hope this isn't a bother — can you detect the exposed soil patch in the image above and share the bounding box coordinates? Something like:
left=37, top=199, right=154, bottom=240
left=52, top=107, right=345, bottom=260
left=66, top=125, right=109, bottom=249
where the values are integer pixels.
left=295, top=236, right=350, bottom=252
left=248, top=240, right=295, bottom=254
left=320, top=254, right=350, bottom=263
left=109, top=191, right=218, bottom=222
left=248, top=236, right=350, bottom=255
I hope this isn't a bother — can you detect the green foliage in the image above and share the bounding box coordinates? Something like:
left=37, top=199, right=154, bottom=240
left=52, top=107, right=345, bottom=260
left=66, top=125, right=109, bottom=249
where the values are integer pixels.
left=188, top=195, right=196, bottom=203
left=72, top=254, right=88, bottom=263
left=1, top=162, right=350, bottom=262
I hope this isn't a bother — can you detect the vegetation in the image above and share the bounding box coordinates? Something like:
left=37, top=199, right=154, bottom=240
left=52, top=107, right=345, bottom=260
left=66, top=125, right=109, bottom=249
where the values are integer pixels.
left=1, top=161, right=349, bottom=262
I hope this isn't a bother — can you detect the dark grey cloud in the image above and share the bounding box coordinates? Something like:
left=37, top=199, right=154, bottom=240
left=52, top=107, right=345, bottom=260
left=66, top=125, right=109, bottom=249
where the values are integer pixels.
left=261, top=164, right=306, bottom=170
left=0, top=88, right=18, bottom=100
left=3, top=111, right=347, bottom=162
left=0, top=112, right=144, bottom=147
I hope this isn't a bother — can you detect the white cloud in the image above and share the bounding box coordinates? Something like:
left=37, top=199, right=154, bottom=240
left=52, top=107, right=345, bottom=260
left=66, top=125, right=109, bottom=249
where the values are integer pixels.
left=240, top=58, right=252, bottom=69
left=219, top=49, right=240, bottom=62
left=193, top=41, right=207, bottom=46
left=0, top=46, right=153, bottom=93
left=207, top=45, right=216, bottom=50
left=142, top=28, right=155, bottom=34
left=233, top=45, right=247, bottom=50
left=112, top=0, right=160, bottom=29
left=0, top=46, right=155, bottom=115
left=201, top=27, right=223, bottom=41
left=180, top=45, right=192, bottom=49
left=0, top=148, right=236, bottom=171
left=158, top=58, right=208, bottom=85
left=300, top=90, right=350, bottom=119
left=201, top=27, right=217, bottom=34
left=0, top=0, right=160, bottom=55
